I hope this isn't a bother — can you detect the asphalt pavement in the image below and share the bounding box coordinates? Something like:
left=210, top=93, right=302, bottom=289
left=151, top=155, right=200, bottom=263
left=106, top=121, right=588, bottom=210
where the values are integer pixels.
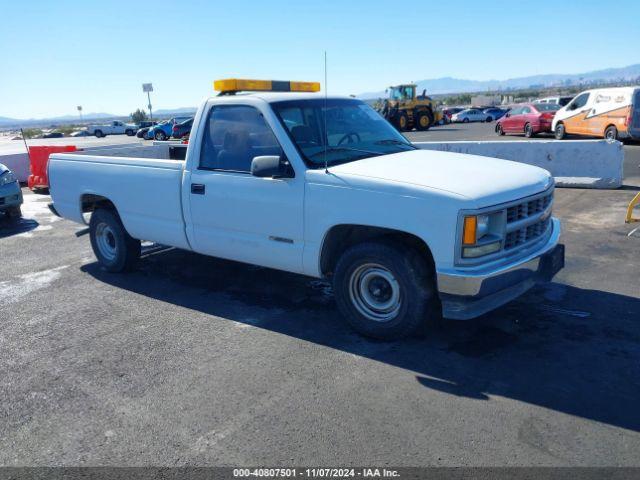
left=0, top=123, right=639, bottom=467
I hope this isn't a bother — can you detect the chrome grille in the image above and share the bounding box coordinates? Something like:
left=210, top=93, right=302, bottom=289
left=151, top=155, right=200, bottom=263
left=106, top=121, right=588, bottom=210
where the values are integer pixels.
left=504, top=190, right=553, bottom=251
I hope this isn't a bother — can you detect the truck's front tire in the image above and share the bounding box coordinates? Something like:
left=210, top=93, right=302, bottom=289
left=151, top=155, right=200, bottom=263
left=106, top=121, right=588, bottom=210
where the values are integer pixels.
left=89, top=209, right=140, bottom=272
left=333, top=241, right=436, bottom=340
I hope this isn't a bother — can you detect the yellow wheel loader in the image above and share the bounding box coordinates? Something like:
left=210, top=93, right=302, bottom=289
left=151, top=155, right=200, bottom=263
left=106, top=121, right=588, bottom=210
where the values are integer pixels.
left=376, top=84, right=442, bottom=132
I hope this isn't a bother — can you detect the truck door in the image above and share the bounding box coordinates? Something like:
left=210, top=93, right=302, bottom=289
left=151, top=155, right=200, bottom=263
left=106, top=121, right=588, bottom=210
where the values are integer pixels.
left=185, top=104, right=305, bottom=273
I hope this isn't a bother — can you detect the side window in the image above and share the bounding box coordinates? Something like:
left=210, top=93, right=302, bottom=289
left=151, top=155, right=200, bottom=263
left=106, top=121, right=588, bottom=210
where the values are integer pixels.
left=521, top=107, right=531, bottom=114
left=509, top=107, right=521, bottom=115
left=569, top=93, right=589, bottom=110
left=199, top=105, right=282, bottom=172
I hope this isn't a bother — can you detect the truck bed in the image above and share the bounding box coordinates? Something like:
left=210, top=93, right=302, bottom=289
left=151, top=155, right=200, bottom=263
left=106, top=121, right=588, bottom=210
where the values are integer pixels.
left=48, top=147, right=191, bottom=250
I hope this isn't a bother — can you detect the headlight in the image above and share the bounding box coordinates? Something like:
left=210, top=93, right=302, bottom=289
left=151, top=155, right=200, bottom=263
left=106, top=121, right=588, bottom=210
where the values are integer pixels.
left=0, top=171, right=17, bottom=186
left=461, top=211, right=504, bottom=259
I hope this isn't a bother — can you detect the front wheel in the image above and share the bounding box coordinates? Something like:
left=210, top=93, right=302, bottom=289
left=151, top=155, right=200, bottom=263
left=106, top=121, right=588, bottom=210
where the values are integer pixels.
left=333, top=241, right=436, bottom=340
left=463, top=118, right=470, bottom=123
left=5, top=206, right=22, bottom=220
left=154, top=130, right=167, bottom=141
left=125, top=129, right=134, bottom=136
left=89, top=209, right=140, bottom=272
left=496, top=123, right=505, bottom=136
left=94, top=130, right=104, bottom=138
left=554, top=123, right=566, bottom=140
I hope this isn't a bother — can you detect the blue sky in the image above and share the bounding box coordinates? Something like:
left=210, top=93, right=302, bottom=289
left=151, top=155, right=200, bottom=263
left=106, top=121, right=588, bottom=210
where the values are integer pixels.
left=1, top=0, right=639, bottom=119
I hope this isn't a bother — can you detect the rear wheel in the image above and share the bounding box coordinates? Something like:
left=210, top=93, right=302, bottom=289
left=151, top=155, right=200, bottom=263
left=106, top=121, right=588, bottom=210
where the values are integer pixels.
left=486, top=116, right=493, bottom=122
left=524, top=123, right=535, bottom=138
left=605, top=125, right=618, bottom=141
left=89, top=209, right=140, bottom=272
left=554, top=123, right=566, bottom=140
left=463, top=118, right=470, bottom=123
left=154, top=130, right=167, bottom=141
left=416, top=111, right=433, bottom=131
left=125, top=129, right=134, bottom=136
left=94, top=130, right=104, bottom=138
left=333, top=241, right=436, bottom=340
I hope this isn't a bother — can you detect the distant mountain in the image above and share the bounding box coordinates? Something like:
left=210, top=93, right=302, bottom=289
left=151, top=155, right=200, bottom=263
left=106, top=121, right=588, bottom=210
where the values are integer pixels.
left=358, top=63, right=640, bottom=99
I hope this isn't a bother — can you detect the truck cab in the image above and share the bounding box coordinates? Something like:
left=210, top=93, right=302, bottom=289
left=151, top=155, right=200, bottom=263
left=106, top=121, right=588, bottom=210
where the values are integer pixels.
left=49, top=78, right=564, bottom=340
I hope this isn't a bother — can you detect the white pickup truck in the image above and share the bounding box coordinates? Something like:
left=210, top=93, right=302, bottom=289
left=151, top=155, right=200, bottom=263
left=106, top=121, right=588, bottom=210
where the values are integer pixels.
left=85, top=120, right=138, bottom=137
left=48, top=79, right=564, bottom=340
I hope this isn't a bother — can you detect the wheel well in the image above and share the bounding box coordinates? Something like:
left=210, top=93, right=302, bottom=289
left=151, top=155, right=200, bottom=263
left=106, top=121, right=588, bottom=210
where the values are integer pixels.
left=604, top=124, right=617, bottom=133
left=80, top=194, right=116, bottom=214
left=319, top=225, right=435, bottom=278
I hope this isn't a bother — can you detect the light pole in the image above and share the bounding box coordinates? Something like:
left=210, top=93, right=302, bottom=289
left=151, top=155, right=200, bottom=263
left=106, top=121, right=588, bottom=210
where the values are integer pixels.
left=142, top=83, right=153, bottom=120
left=77, top=105, right=83, bottom=123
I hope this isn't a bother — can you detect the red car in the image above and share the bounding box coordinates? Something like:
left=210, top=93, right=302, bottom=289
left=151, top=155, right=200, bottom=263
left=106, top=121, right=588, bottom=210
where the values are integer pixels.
left=496, top=103, right=560, bottom=137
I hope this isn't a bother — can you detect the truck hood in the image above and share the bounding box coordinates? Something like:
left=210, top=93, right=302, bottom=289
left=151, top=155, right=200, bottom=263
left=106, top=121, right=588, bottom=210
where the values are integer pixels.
left=327, top=149, right=552, bottom=207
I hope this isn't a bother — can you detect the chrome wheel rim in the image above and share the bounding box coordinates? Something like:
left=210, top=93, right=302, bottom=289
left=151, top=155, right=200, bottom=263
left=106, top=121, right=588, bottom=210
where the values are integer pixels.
left=95, top=222, right=117, bottom=262
left=348, top=263, right=401, bottom=322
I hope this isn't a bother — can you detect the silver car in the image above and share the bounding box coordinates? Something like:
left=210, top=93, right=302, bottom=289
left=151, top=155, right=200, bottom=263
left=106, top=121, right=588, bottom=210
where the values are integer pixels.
left=451, top=108, right=491, bottom=123
left=0, top=163, right=23, bottom=219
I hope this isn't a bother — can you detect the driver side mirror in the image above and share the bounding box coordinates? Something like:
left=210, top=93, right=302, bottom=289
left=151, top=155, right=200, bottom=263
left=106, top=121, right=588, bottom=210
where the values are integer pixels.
left=505, top=113, right=511, bottom=117
left=251, top=155, right=294, bottom=179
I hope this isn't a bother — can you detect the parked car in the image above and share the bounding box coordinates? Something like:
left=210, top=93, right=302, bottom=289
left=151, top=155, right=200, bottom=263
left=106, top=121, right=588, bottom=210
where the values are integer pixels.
left=483, top=107, right=507, bottom=122
left=451, top=108, right=490, bottom=123
left=70, top=130, right=92, bottom=137
left=442, top=107, right=464, bottom=123
left=147, top=117, right=192, bottom=141
left=534, top=96, right=574, bottom=107
left=0, top=163, right=23, bottom=219
left=48, top=78, right=564, bottom=341
left=43, top=132, right=64, bottom=138
left=171, top=118, right=193, bottom=139
left=136, top=121, right=158, bottom=139
left=552, top=86, right=640, bottom=141
left=86, top=120, right=138, bottom=138
left=496, top=103, right=559, bottom=137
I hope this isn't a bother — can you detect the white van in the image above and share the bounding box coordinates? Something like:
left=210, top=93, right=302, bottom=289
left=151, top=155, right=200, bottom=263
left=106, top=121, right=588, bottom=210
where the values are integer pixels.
left=534, top=96, right=574, bottom=107
left=552, top=86, right=640, bottom=141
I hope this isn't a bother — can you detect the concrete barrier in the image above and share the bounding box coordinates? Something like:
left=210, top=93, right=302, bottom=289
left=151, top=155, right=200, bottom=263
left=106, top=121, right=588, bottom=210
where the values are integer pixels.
left=414, top=139, right=624, bottom=189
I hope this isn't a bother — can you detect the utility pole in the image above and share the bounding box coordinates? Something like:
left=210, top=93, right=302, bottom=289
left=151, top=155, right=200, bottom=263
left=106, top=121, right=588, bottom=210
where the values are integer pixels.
left=142, top=83, right=153, bottom=120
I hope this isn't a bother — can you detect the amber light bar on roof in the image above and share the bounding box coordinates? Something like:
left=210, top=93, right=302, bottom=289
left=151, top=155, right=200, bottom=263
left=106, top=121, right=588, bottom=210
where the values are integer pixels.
left=213, top=78, right=321, bottom=94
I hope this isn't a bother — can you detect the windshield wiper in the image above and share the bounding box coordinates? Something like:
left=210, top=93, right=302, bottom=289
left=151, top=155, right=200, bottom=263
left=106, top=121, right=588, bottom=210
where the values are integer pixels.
left=308, top=146, right=383, bottom=159
left=374, top=139, right=417, bottom=149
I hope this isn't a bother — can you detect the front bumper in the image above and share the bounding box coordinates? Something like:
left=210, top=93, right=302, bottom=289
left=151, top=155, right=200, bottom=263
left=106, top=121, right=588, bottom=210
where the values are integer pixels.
left=437, top=218, right=564, bottom=320
left=0, top=182, right=23, bottom=211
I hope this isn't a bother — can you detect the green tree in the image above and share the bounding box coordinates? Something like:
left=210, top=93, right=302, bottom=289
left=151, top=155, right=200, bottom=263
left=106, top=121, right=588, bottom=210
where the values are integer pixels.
left=131, top=108, right=148, bottom=124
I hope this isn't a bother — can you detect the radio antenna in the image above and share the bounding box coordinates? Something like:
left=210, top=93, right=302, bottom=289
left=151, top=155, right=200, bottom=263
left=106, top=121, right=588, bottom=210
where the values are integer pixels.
left=323, top=51, right=329, bottom=174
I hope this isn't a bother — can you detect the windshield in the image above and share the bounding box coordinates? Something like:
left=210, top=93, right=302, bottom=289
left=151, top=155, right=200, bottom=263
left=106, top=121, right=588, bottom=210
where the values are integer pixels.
left=271, top=99, right=416, bottom=168
left=535, top=103, right=561, bottom=111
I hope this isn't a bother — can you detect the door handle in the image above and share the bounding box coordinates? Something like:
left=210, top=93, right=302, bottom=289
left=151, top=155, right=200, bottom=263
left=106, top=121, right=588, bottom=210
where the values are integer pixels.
left=191, top=183, right=205, bottom=195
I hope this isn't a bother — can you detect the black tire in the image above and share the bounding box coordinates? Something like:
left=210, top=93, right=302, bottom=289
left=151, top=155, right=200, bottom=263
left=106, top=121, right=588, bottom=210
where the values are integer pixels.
left=486, top=116, right=493, bottom=122
left=393, top=112, right=409, bottom=132
left=125, top=129, right=134, bottom=136
left=496, top=123, right=505, bottom=136
left=415, top=110, right=433, bottom=131
left=524, top=123, right=535, bottom=138
left=605, top=125, right=618, bottom=141
left=154, top=130, right=167, bottom=141
left=94, top=130, right=104, bottom=138
left=463, top=118, right=470, bottom=123
left=333, top=240, right=436, bottom=340
left=554, top=123, right=566, bottom=140
left=6, top=206, right=22, bottom=220
left=89, top=209, right=140, bottom=273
